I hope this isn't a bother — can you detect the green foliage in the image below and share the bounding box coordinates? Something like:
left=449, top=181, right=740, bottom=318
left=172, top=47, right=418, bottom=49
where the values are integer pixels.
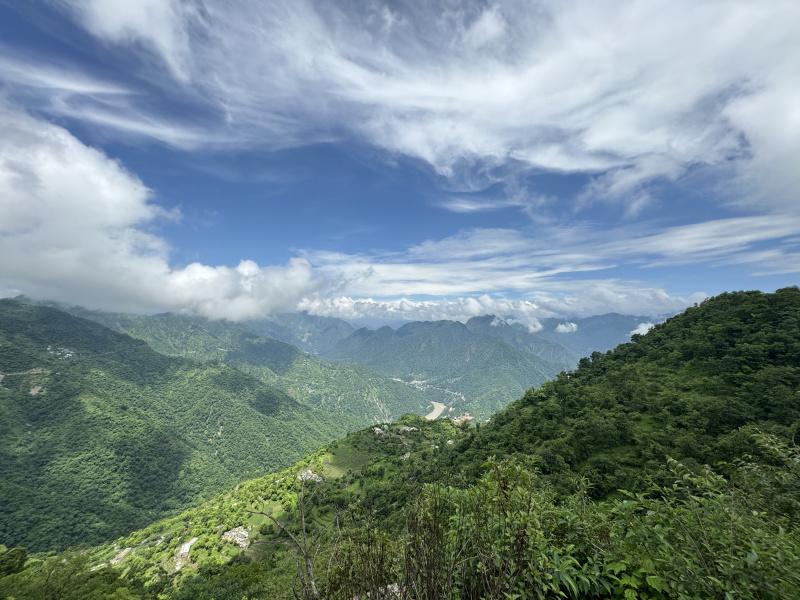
left=0, top=551, right=153, bottom=600
left=321, top=320, right=576, bottom=419
left=5, top=430, right=799, bottom=600
left=327, top=445, right=800, bottom=599
left=455, top=288, right=800, bottom=493
left=0, top=300, right=362, bottom=552
left=606, top=457, right=800, bottom=599
left=4, top=288, right=800, bottom=599
left=0, top=548, right=27, bottom=579
left=45, top=304, right=430, bottom=424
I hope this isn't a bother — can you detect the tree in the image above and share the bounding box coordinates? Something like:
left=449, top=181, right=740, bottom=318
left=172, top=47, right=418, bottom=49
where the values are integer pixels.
left=248, top=472, right=341, bottom=600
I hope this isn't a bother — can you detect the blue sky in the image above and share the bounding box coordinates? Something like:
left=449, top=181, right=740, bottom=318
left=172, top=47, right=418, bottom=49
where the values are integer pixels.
left=0, top=0, right=798, bottom=328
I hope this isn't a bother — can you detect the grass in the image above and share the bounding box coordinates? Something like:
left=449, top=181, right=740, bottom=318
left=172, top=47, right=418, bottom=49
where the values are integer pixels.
left=320, top=445, right=371, bottom=479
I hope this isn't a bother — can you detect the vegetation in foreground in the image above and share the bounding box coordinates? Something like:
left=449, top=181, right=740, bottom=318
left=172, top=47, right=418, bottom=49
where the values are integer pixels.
left=2, top=430, right=798, bottom=599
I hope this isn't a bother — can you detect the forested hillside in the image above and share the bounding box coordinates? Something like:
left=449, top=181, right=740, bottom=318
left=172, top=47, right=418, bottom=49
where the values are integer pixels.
left=321, top=319, right=575, bottom=418
left=2, top=289, right=799, bottom=599
left=454, top=287, right=800, bottom=494
left=241, top=312, right=356, bottom=355
left=0, top=300, right=363, bottom=552
left=30, top=304, right=429, bottom=424
left=39, top=299, right=653, bottom=423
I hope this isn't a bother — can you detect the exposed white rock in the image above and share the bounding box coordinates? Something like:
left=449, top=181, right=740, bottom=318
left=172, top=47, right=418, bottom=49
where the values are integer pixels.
left=222, top=526, right=250, bottom=549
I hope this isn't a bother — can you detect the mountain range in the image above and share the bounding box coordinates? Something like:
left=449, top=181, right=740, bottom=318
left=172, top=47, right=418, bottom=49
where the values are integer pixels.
left=318, top=313, right=649, bottom=418
left=0, top=300, right=365, bottom=552
left=0, top=299, right=653, bottom=555
left=1, top=288, right=795, bottom=599
left=24, top=297, right=652, bottom=421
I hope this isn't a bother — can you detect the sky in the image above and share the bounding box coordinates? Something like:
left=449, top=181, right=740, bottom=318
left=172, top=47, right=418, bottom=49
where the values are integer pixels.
left=0, top=0, right=798, bottom=330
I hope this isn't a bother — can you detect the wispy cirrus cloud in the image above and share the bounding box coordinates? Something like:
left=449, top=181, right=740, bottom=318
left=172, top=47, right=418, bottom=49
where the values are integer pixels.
left=0, top=52, right=128, bottom=95
left=305, top=216, right=800, bottom=298
left=296, top=215, right=797, bottom=320
left=6, top=0, right=796, bottom=214
left=606, top=216, right=800, bottom=267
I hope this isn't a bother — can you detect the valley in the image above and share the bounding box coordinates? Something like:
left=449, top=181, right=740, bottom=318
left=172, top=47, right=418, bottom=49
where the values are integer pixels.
left=0, top=300, right=365, bottom=552
left=1, top=288, right=799, bottom=599
left=1, top=2, right=793, bottom=597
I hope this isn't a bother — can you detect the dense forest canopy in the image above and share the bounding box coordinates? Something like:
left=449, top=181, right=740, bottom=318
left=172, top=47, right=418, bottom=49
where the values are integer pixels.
left=0, top=300, right=363, bottom=552
left=451, top=287, right=800, bottom=494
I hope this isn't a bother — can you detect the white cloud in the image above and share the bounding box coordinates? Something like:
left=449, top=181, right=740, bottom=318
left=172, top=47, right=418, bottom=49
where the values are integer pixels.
left=62, top=0, right=193, bottom=81
left=0, top=106, right=321, bottom=319
left=0, top=53, right=129, bottom=95
left=532, top=287, right=705, bottom=319
left=407, top=228, right=532, bottom=261
left=297, top=295, right=545, bottom=331
left=555, top=322, right=578, bottom=333
left=298, top=280, right=699, bottom=327
left=14, top=0, right=797, bottom=213
left=3, top=3, right=797, bottom=325
left=463, top=6, right=508, bottom=50
left=0, top=106, right=709, bottom=324
left=301, top=217, right=798, bottom=303
left=605, top=215, right=800, bottom=265
left=630, top=322, right=655, bottom=336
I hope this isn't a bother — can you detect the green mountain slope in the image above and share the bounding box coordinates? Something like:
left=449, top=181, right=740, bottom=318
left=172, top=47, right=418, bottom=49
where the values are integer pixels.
left=321, top=319, right=575, bottom=418
left=5, top=289, right=800, bottom=599
left=24, top=303, right=429, bottom=424
left=0, top=300, right=363, bottom=552
left=241, top=311, right=356, bottom=355
left=456, top=287, right=800, bottom=494
left=25, top=415, right=469, bottom=597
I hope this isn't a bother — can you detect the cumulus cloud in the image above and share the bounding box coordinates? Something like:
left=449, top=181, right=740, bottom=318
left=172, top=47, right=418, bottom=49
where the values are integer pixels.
left=555, top=322, right=578, bottom=333
left=0, top=106, right=321, bottom=319
left=297, top=295, right=544, bottom=331
left=298, top=282, right=697, bottom=327
left=630, top=322, right=655, bottom=336
left=5, top=0, right=796, bottom=213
